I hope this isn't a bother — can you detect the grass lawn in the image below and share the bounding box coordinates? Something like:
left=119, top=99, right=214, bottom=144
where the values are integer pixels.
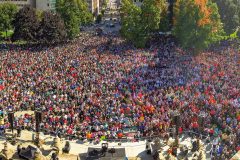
left=0, top=30, right=14, bottom=39
left=0, top=30, right=27, bottom=45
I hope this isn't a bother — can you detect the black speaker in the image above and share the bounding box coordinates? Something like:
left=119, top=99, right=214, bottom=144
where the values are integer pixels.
left=8, top=112, right=14, bottom=132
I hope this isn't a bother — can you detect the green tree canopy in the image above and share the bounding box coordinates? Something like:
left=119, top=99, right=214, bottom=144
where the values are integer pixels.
left=12, top=5, right=39, bottom=42
left=76, top=0, right=93, bottom=25
left=0, top=3, right=18, bottom=39
left=120, top=0, right=165, bottom=48
left=120, top=0, right=144, bottom=47
left=56, top=0, right=93, bottom=39
left=173, top=0, right=224, bottom=52
left=213, top=0, right=240, bottom=35
left=158, top=0, right=170, bottom=32
left=141, top=0, right=163, bottom=32
left=56, top=0, right=80, bottom=39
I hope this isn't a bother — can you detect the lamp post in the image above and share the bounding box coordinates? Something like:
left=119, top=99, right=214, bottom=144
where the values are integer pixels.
left=7, top=111, right=14, bottom=135
left=7, top=107, right=16, bottom=145
left=34, top=110, right=42, bottom=147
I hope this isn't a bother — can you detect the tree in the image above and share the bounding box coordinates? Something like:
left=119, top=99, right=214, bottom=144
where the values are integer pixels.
left=12, top=5, right=39, bottom=42
left=173, top=0, right=224, bottom=52
left=120, top=0, right=165, bottom=48
left=0, top=3, right=18, bottom=39
left=120, top=0, right=145, bottom=47
left=76, top=0, right=93, bottom=25
left=37, top=11, right=67, bottom=44
left=102, top=0, right=109, bottom=9
left=56, top=0, right=93, bottom=39
left=56, top=0, right=80, bottom=39
left=141, top=0, right=163, bottom=32
left=213, top=0, right=240, bottom=35
left=159, top=0, right=170, bottom=32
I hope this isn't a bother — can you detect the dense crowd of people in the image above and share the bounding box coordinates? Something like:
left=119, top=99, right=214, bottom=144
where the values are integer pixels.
left=0, top=33, right=239, bottom=158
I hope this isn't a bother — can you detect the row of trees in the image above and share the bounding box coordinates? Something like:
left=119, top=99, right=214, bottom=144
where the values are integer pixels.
left=0, top=0, right=93, bottom=43
left=120, top=0, right=239, bottom=51
left=12, top=6, right=67, bottom=43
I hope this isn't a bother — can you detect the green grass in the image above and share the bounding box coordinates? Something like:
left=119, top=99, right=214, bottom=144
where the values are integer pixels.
left=0, top=30, right=14, bottom=39
left=0, top=40, right=27, bottom=45
left=0, top=30, right=27, bottom=45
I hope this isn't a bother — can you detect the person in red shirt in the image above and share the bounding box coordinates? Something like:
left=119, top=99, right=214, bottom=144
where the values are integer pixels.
left=178, top=127, right=183, bottom=135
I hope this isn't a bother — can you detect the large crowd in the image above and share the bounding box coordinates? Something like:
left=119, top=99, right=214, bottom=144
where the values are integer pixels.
left=0, top=33, right=239, bottom=159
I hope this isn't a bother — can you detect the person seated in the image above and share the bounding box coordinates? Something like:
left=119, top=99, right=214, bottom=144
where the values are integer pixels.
left=62, top=141, right=70, bottom=154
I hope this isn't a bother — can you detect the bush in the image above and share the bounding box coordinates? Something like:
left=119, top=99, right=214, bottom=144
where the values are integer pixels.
left=12, top=5, right=39, bottom=42
left=37, top=11, right=67, bottom=44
